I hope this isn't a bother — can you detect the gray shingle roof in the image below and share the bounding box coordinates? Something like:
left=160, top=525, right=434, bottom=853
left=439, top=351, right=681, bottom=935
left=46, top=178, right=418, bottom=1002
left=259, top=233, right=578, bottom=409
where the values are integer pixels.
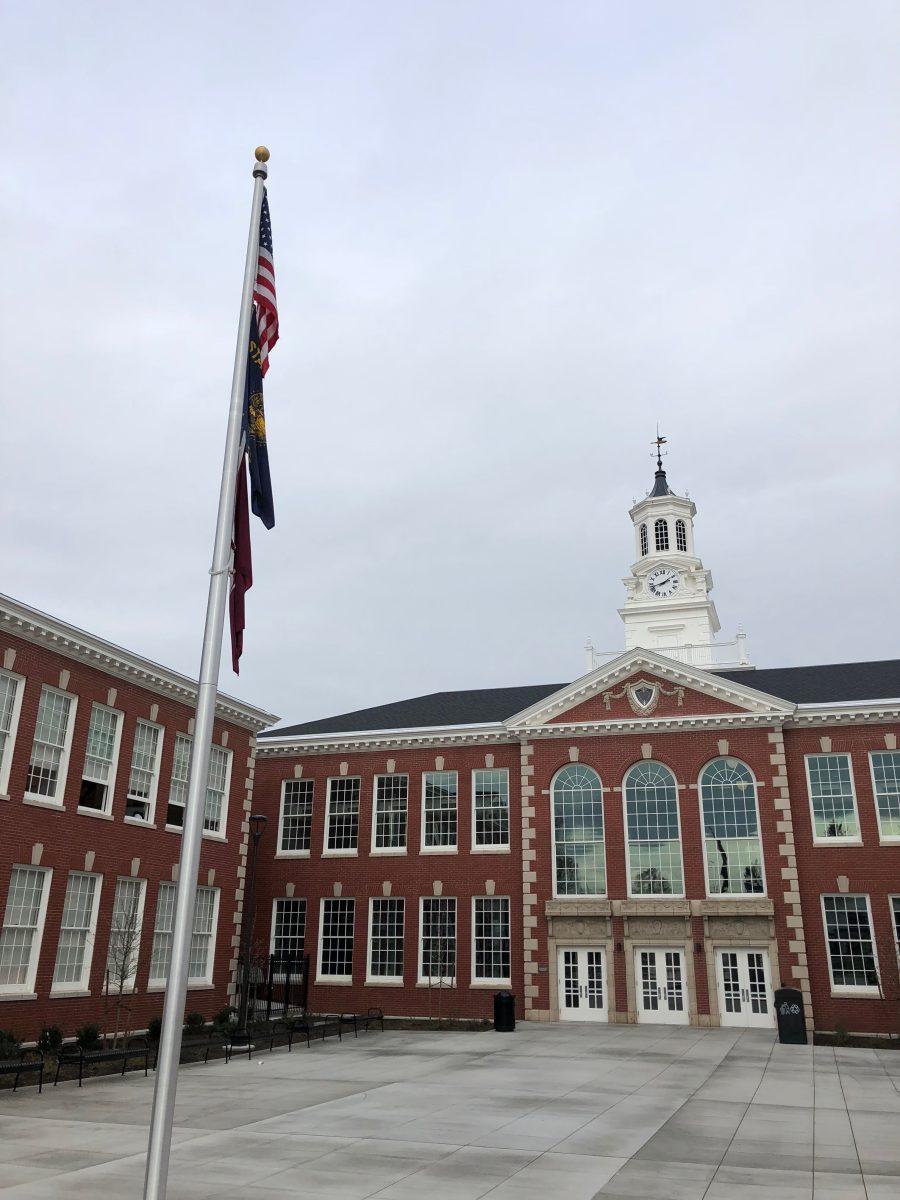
left=260, top=659, right=900, bottom=739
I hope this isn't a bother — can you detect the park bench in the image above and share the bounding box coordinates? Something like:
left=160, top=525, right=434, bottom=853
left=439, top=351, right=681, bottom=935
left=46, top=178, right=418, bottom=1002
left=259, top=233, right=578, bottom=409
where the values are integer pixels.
left=0, top=1048, right=44, bottom=1093
left=271, top=1016, right=318, bottom=1051
left=150, top=1028, right=228, bottom=1069
left=54, top=1035, right=150, bottom=1088
left=338, top=1008, right=385, bottom=1038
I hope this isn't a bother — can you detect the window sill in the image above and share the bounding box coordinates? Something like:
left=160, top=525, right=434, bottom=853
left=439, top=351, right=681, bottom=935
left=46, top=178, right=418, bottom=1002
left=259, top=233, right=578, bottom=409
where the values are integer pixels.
left=146, top=982, right=215, bottom=993
left=50, top=988, right=91, bottom=998
left=275, top=850, right=311, bottom=859
left=315, top=977, right=352, bottom=986
left=0, top=992, right=37, bottom=1002
left=704, top=893, right=767, bottom=901
left=23, top=796, right=64, bottom=811
left=322, top=850, right=358, bottom=858
left=471, top=846, right=511, bottom=855
left=470, top=980, right=511, bottom=989
left=124, top=816, right=156, bottom=828
left=830, top=986, right=882, bottom=998
left=877, top=836, right=900, bottom=846
left=419, top=846, right=458, bottom=855
left=370, top=848, right=407, bottom=857
left=365, top=978, right=404, bottom=986
left=812, top=838, right=862, bottom=847
left=78, top=807, right=114, bottom=821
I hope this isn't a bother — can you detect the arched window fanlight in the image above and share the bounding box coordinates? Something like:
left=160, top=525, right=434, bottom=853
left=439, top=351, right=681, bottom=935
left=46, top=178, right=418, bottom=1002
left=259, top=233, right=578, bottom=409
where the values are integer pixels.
left=654, top=518, right=669, bottom=552
left=699, top=759, right=764, bottom=895
left=675, top=519, right=687, bottom=552
left=639, top=523, right=648, bottom=556
left=624, top=761, right=683, bottom=896
left=552, top=764, right=605, bottom=897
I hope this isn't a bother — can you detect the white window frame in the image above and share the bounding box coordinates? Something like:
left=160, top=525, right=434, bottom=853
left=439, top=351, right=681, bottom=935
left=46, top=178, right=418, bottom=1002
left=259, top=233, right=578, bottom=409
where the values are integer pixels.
left=869, top=751, right=900, bottom=845
left=0, top=865, right=53, bottom=996
left=316, top=896, right=355, bottom=983
left=623, top=761, right=685, bottom=899
left=105, top=876, right=147, bottom=994
left=124, top=720, right=164, bottom=826
left=550, top=763, right=606, bottom=899
left=0, top=669, right=25, bottom=797
left=276, top=778, right=314, bottom=857
left=24, top=685, right=78, bottom=808
left=51, top=871, right=103, bottom=994
left=821, top=893, right=880, bottom=996
left=188, top=886, right=219, bottom=986
left=164, top=734, right=231, bottom=837
left=698, top=758, right=766, bottom=899
left=78, top=703, right=124, bottom=818
left=322, top=776, right=360, bottom=856
left=148, top=881, right=218, bottom=987
left=371, top=773, right=409, bottom=855
left=471, top=768, right=510, bottom=853
left=889, top=895, right=900, bottom=971
left=471, top=896, right=511, bottom=986
left=420, top=770, right=459, bottom=854
left=805, top=753, right=861, bottom=845
left=366, top=897, right=405, bottom=984
left=269, top=896, right=307, bottom=962
left=418, top=896, right=457, bottom=986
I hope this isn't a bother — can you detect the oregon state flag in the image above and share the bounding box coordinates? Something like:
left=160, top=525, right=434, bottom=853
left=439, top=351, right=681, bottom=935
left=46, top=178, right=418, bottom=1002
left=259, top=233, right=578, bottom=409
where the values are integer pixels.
left=243, top=307, right=275, bottom=529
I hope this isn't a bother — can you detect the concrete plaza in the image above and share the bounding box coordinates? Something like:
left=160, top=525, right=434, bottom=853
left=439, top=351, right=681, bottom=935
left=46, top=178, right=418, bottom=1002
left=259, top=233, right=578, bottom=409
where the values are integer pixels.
left=0, top=1024, right=898, bottom=1199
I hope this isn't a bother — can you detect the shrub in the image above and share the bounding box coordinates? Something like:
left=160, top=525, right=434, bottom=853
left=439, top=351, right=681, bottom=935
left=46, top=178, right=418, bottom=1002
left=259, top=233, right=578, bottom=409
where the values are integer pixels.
left=184, top=1011, right=206, bottom=1033
left=0, top=1028, right=21, bottom=1059
left=75, top=1023, right=101, bottom=1050
left=212, top=1005, right=238, bottom=1032
left=834, top=1021, right=849, bottom=1045
left=147, top=1017, right=163, bottom=1042
left=37, top=1025, right=63, bottom=1054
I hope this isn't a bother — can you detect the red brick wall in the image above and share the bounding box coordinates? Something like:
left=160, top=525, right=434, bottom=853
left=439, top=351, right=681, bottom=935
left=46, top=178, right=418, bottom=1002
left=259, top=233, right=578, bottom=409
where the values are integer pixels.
left=785, top=723, right=900, bottom=1035
left=0, top=632, right=254, bottom=1041
left=253, top=743, right=523, bottom=1021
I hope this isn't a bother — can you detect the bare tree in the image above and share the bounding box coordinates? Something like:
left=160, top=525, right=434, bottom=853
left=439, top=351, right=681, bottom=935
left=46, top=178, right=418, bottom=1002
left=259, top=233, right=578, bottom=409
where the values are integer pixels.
left=104, top=881, right=143, bottom=1047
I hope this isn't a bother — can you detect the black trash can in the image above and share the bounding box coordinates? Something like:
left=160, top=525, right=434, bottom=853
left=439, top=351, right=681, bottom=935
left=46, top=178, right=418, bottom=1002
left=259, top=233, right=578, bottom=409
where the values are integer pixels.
left=493, top=990, right=516, bottom=1032
left=774, top=986, right=807, bottom=1044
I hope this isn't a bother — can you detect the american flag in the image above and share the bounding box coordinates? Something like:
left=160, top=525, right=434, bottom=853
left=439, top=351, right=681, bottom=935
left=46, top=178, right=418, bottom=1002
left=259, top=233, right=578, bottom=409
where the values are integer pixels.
left=253, top=190, right=278, bottom=375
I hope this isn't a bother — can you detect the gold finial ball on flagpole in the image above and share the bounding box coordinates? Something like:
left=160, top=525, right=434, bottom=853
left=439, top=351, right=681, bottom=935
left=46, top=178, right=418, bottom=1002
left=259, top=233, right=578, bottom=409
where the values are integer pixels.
left=254, top=146, right=270, bottom=163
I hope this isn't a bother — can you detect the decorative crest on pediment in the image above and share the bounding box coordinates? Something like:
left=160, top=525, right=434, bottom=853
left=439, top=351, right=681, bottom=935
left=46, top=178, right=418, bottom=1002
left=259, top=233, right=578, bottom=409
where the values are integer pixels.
left=601, top=678, right=684, bottom=716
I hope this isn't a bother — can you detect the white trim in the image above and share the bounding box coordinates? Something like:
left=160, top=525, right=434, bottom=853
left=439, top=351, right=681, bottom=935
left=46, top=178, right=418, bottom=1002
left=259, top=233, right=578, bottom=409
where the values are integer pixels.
left=550, top=763, right=607, bottom=900
left=0, top=592, right=277, bottom=731
left=50, top=871, right=103, bottom=995
left=0, top=669, right=25, bottom=795
left=805, top=753, right=862, bottom=846
left=193, top=886, right=220, bottom=987
left=417, top=896, right=457, bottom=986
left=371, top=772, right=409, bottom=854
left=420, top=769, right=458, bottom=853
left=77, top=703, right=124, bottom=817
left=868, top=750, right=900, bottom=845
left=365, top=896, right=405, bottom=985
left=24, top=684, right=78, bottom=807
left=471, top=767, right=511, bottom=852
left=821, top=893, right=881, bottom=996
left=105, top=876, right=146, bottom=994
left=316, top=896, right=355, bottom=984
left=269, top=895, right=307, bottom=963
left=323, top=776, right=361, bottom=856
left=889, top=895, right=900, bottom=970
left=697, top=757, right=766, bottom=899
left=623, top=761, right=686, bottom=900
left=0, top=865, right=53, bottom=996
left=276, top=777, right=313, bottom=858
left=471, top=895, right=511, bottom=986
left=125, top=719, right=164, bottom=825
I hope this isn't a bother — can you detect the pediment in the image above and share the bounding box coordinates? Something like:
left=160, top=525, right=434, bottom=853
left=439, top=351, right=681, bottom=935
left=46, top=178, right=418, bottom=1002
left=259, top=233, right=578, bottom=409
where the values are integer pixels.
left=504, top=649, right=795, bottom=730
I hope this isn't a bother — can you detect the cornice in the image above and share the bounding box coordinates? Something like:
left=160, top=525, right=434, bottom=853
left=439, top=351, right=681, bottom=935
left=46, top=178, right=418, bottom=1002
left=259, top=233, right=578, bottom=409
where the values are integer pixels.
left=256, top=724, right=512, bottom=757
left=0, top=595, right=278, bottom=733
left=786, top=703, right=900, bottom=728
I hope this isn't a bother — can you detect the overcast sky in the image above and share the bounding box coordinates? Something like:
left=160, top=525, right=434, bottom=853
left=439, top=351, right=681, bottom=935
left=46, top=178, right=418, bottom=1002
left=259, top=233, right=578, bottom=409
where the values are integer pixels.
left=3, top=1, right=899, bottom=727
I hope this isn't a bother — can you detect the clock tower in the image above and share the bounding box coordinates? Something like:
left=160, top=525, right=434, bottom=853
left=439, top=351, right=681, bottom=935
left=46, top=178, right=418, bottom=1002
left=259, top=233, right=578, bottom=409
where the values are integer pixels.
left=618, top=441, right=723, bottom=660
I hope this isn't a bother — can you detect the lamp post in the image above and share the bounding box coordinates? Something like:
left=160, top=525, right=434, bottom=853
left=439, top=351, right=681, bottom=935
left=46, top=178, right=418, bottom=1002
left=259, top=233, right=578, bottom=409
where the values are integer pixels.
left=232, top=813, right=267, bottom=1046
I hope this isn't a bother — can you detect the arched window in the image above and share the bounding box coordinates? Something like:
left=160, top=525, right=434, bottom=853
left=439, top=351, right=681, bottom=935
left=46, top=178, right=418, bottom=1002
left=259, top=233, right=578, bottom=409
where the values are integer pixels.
left=639, top=523, right=648, bottom=556
left=675, top=519, right=687, bottom=552
left=654, top=518, right=669, bottom=552
left=552, top=764, right=605, bottom=896
left=624, top=761, right=683, bottom=896
left=700, top=759, right=764, bottom=895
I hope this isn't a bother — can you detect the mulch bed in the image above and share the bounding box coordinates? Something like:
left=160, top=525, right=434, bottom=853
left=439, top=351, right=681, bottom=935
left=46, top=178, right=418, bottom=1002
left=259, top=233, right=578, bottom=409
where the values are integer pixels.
left=814, top=1032, right=900, bottom=1050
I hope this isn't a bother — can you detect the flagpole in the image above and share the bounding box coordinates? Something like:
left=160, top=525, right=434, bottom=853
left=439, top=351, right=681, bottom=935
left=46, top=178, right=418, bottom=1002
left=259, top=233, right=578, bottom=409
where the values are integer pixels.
left=143, top=147, right=270, bottom=1200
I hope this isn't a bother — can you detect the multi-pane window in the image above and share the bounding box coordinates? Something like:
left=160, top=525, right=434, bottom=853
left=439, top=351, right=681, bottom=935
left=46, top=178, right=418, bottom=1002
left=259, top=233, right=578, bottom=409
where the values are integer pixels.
left=423, top=771, right=458, bottom=849
left=891, top=897, right=900, bottom=963
left=319, top=897, right=355, bottom=979
left=420, top=897, right=456, bottom=984
left=368, top=898, right=404, bottom=980
left=324, top=777, right=360, bottom=852
left=26, top=686, right=74, bottom=801
left=700, top=759, right=764, bottom=895
left=106, top=877, right=145, bottom=992
left=473, top=770, right=510, bottom=849
left=373, top=774, right=408, bottom=851
left=279, top=779, right=313, bottom=853
left=165, top=735, right=230, bottom=835
left=870, top=751, right=900, bottom=840
left=822, top=895, right=879, bottom=990
left=639, top=523, right=648, bottom=556
left=271, top=897, right=306, bottom=962
left=0, top=671, right=22, bottom=791
left=79, top=704, right=121, bottom=813
left=675, top=519, right=687, bottom=552
left=654, top=518, right=669, bottom=551
left=0, top=866, right=50, bottom=992
left=473, top=897, right=510, bottom=982
left=149, top=882, right=217, bottom=984
left=552, top=764, right=605, bottom=896
left=52, top=872, right=100, bottom=989
left=624, top=761, right=684, bottom=896
left=126, top=720, right=162, bottom=822
left=806, top=754, right=859, bottom=840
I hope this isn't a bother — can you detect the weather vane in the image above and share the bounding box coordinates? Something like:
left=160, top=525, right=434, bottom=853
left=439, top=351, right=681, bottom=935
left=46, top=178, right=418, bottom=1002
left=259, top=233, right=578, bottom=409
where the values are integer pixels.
left=652, top=426, right=668, bottom=471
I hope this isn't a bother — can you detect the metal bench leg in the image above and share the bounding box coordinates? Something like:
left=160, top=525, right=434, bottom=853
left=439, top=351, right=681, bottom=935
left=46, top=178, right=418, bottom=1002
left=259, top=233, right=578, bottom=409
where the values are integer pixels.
left=54, top=1060, right=61, bottom=1087
left=121, top=1055, right=128, bottom=1077
left=143, top=1052, right=149, bottom=1077
left=78, top=1058, right=84, bottom=1088
left=38, top=1064, right=43, bottom=1094
left=12, top=1069, right=19, bottom=1093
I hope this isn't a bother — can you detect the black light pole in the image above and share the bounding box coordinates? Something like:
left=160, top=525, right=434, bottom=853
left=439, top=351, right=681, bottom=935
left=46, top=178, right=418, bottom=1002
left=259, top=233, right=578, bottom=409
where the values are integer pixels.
left=232, top=813, right=267, bottom=1046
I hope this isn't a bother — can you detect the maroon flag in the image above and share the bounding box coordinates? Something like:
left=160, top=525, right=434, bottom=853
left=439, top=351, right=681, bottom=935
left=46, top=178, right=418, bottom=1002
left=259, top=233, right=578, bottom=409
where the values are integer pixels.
left=229, top=457, right=253, bottom=673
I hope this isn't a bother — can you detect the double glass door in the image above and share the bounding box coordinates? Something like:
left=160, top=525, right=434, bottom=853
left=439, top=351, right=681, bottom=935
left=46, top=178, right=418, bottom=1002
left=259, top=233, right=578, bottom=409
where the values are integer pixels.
left=557, top=947, right=608, bottom=1022
left=634, top=948, right=689, bottom=1024
left=715, top=949, right=773, bottom=1028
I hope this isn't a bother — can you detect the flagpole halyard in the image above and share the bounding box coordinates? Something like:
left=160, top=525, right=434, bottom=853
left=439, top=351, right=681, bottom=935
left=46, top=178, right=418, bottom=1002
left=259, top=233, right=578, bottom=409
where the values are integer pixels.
left=143, top=149, right=270, bottom=1200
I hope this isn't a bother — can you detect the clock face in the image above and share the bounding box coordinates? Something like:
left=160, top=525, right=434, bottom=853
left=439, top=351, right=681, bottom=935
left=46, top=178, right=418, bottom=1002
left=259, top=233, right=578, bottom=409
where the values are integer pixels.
left=647, top=567, right=680, bottom=598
